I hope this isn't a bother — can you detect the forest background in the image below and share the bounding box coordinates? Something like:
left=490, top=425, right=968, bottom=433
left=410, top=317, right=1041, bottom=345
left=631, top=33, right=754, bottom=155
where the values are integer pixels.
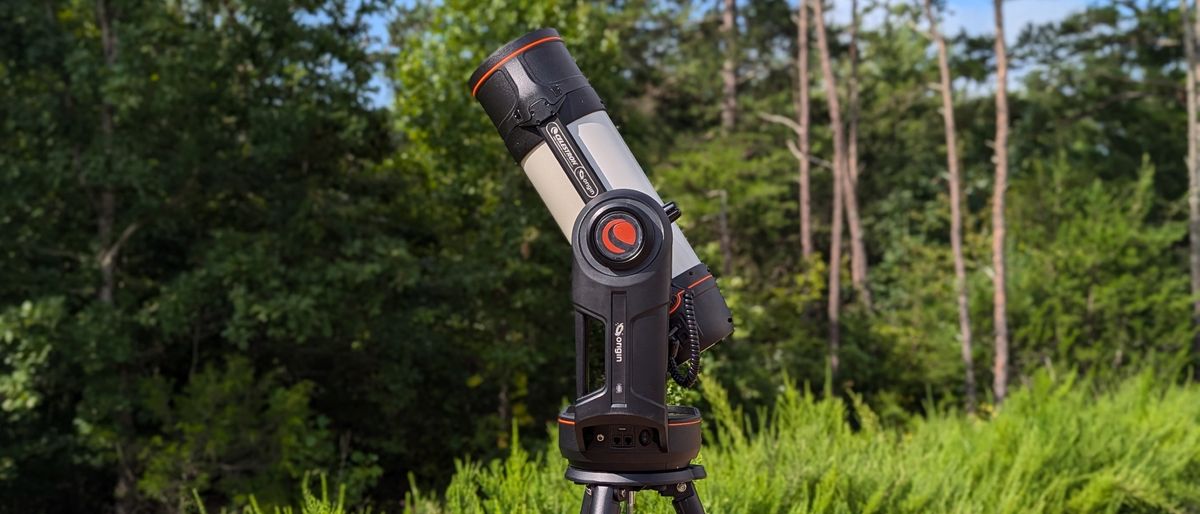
left=4, top=0, right=1200, bottom=512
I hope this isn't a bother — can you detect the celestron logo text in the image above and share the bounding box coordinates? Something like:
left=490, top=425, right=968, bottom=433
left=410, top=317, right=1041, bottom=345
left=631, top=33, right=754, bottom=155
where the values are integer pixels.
left=547, top=122, right=599, bottom=198
left=613, top=322, right=625, bottom=363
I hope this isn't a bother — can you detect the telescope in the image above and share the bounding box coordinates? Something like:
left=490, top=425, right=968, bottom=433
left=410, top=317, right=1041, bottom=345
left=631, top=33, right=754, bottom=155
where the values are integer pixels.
left=470, top=28, right=733, bottom=513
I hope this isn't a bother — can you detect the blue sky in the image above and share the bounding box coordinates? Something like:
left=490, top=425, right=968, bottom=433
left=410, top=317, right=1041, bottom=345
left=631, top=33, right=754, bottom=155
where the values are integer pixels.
left=830, top=0, right=1090, bottom=40
left=367, top=0, right=1092, bottom=107
left=925, top=0, right=1087, bottom=41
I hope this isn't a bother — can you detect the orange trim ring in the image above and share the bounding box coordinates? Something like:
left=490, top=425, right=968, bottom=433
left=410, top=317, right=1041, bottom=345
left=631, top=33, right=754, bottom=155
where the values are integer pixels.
left=470, top=36, right=563, bottom=97
left=556, top=418, right=701, bottom=427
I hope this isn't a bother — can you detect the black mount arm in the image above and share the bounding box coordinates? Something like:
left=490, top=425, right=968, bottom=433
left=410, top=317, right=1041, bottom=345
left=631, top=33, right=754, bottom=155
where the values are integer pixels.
left=558, top=189, right=702, bottom=474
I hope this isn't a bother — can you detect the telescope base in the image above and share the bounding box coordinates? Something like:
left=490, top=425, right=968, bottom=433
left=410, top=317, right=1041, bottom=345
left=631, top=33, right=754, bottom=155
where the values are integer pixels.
left=567, top=465, right=706, bottom=514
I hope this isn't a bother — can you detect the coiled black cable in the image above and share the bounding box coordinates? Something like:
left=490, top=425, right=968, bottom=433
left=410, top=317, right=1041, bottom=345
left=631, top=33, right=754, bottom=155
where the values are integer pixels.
left=668, top=289, right=702, bottom=388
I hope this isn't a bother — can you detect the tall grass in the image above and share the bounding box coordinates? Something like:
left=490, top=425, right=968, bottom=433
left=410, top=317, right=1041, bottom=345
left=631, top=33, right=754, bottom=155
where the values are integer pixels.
left=193, top=475, right=370, bottom=514
left=400, top=372, right=1200, bottom=513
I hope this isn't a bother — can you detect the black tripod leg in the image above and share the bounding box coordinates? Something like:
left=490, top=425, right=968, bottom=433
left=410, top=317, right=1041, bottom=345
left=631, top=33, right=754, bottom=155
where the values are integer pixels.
left=580, top=485, right=623, bottom=514
left=665, top=482, right=705, bottom=514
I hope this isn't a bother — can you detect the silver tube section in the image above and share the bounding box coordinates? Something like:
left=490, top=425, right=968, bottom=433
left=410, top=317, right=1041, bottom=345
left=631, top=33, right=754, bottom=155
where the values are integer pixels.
left=519, top=142, right=586, bottom=238
left=567, top=112, right=702, bottom=278
left=517, top=112, right=704, bottom=279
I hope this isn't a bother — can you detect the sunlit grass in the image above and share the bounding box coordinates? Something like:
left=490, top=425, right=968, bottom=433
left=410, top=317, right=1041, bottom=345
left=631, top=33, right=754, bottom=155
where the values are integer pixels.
left=225, top=371, right=1200, bottom=513
left=404, top=372, right=1200, bottom=514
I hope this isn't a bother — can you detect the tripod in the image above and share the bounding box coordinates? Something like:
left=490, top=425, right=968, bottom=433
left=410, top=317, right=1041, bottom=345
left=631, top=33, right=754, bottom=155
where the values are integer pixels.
left=558, top=190, right=710, bottom=514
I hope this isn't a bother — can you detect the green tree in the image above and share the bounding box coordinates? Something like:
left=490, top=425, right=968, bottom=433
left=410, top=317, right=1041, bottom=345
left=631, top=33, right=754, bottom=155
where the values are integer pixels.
left=1, top=0, right=395, bottom=510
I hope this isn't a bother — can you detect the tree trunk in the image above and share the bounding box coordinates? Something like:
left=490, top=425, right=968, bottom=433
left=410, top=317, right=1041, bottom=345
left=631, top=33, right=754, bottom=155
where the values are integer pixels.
left=812, top=0, right=845, bottom=376
left=97, top=0, right=117, bottom=306
left=794, top=0, right=813, bottom=260
left=717, top=189, right=734, bottom=277
left=925, top=0, right=977, bottom=413
left=1184, top=0, right=1200, bottom=380
left=98, top=194, right=115, bottom=303
left=827, top=163, right=844, bottom=378
left=847, top=0, right=861, bottom=185
left=95, top=1, right=138, bottom=512
left=721, top=0, right=737, bottom=132
left=844, top=0, right=871, bottom=308
left=991, top=0, right=1011, bottom=405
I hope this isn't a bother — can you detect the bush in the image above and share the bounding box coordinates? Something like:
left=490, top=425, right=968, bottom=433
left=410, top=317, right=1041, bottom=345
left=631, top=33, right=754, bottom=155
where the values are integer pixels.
left=398, top=372, right=1200, bottom=513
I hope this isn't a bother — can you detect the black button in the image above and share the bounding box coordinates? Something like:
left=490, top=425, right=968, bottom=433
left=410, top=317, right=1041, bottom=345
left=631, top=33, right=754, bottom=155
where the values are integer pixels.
left=663, top=201, right=681, bottom=222
left=592, top=211, right=644, bottom=267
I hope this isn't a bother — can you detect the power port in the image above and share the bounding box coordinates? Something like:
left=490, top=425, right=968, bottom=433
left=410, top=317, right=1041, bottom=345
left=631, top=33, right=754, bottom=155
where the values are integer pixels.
left=639, top=430, right=652, bottom=446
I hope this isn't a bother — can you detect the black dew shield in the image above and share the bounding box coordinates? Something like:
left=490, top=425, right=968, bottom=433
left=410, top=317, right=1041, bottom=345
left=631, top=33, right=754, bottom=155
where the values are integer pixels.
left=469, top=28, right=733, bottom=354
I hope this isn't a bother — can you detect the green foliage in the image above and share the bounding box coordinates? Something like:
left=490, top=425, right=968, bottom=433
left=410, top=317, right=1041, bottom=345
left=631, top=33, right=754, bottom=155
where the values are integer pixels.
left=193, top=475, right=369, bottom=514
left=404, top=373, right=1200, bottom=513
left=0, top=299, right=63, bottom=422
left=867, top=157, right=1196, bottom=409
left=1, top=0, right=398, bottom=511
left=1006, top=157, right=1194, bottom=374
left=139, top=357, right=381, bottom=511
